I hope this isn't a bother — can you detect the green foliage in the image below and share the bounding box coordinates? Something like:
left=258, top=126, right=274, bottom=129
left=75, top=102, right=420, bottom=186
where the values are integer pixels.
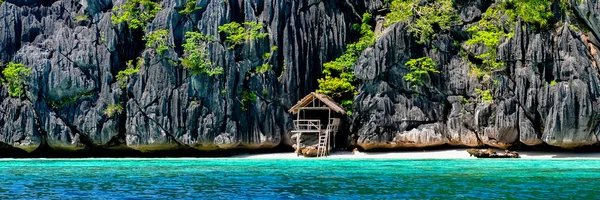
left=465, top=4, right=514, bottom=76
left=256, top=63, right=271, bottom=73
left=241, top=90, right=257, bottom=111
left=560, top=0, right=571, bottom=11
left=385, top=0, right=456, bottom=44
left=116, top=59, right=142, bottom=88
left=403, top=57, right=439, bottom=87
left=256, top=46, right=277, bottom=73
left=218, top=21, right=268, bottom=49
left=510, top=0, right=553, bottom=28
left=475, top=88, right=493, bottom=103
left=75, top=15, right=88, bottom=22
left=179, top=0, right=201, bottom=15
left=262, top=90, right=268, bottom=95
left=111, top=0, right=162, bottom=30
left=47, top=91, right=94, bottom=109
left=278, top=61, right=286, bottom=81
left=242, top=91, right=257, bottom=102
left=144, top=29, right=171, bottom=56
left=466, top=0, right=553, bottom=78
left=317, top=13, right=375, bottom=113
left=550, top=80, right=558, bottom=86
left=100, top=33, right=106, bottom=44
left=1, top=62, right=31, bottom=97
left=459, top=95, right=470, bottom=105
left=181, top=31, right=223, bottom=76
left=568, top=24, right=580, bottom=32
left=468, top=63, right=487, bottom=79
left=103, top=104, right=124, bottom=118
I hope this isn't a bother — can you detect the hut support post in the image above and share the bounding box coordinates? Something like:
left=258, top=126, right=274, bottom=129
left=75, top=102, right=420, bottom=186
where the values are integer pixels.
left=328, top=109, right=331, bottom=156
left=296, top=108, right=301, bottom=156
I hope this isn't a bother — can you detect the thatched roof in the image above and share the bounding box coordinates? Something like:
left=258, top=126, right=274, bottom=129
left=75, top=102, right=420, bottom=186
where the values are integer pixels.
left=288, top=92, right=346, bottom=114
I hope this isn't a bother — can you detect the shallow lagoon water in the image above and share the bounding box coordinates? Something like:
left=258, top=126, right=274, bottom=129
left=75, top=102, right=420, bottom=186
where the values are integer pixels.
left=0, top=158, right=598, bottom=199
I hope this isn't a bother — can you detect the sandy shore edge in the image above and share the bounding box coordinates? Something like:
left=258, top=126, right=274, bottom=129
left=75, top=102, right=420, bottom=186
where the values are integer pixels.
left=2, top=149, right=600, bottom=160
left=234, top=149, right=600, bottom=159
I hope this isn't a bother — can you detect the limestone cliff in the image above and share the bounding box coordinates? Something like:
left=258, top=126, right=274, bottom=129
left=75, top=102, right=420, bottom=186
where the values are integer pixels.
left=0, top=0, right=599, bottom=156
left=352, top=0, right=600, bottom=150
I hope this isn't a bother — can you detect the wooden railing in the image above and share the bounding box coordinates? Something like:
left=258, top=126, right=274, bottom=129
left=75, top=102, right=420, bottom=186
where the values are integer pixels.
left=292, top=120, right=321, bottom=132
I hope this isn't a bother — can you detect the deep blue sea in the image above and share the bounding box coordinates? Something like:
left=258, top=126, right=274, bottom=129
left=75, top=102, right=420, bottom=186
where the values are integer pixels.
left=0, top=158, right=599, bottom=199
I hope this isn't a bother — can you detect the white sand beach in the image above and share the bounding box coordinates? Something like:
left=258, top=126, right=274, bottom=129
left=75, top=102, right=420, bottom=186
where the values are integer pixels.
left=234, top=149, right=600, bottom=159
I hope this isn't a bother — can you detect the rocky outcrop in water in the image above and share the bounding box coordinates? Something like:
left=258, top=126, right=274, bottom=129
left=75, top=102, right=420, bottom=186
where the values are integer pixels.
left=1, top=0, right=600, bottom=156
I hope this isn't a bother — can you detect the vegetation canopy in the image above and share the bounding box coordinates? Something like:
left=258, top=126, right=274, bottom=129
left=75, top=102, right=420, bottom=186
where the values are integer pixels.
left=317, top=13, right=375, bottom=113
left=403, top=57, right=439, bottom=87
left=116, top=59, right=143, bottom=88
left=181, top=32, right=223, bottom=76
left=111, top=0, right=162, bottom=30
left=2, top=62, right=31, bottom=98
left=475, top=88, right=493, bottom=103
left=104, top=104, right=124, bottom=118
left=144, top=29, right=171, bottom=56
left=465, top=0, right=554, bottom=77
left=179, top=0, right=202, bottom=15
left=385, top=0, right=457, bottom=44
left=241, top=90, right=257, bottom=111
left=256, top=46, right=278, bottom=74
left=47, top=91, right=94, bottom=109
left=218, top=21, right=268, bottom=49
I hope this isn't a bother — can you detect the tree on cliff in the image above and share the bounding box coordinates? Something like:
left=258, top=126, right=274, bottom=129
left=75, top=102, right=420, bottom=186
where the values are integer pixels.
left=1, top=62, right=31, bottom=98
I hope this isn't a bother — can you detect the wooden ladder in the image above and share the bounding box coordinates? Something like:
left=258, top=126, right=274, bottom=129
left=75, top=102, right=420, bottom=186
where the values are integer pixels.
left=316, top=129, right=329, bottom=157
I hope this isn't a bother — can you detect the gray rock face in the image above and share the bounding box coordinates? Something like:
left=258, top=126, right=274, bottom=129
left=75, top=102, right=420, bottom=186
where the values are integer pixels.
left=352, top=0, right=600, bottom=150
left=1, top=0, right=600, bottom=154
left=572, top=0, right=600, bottom=45
left=0, top=0, right=362, bottom=151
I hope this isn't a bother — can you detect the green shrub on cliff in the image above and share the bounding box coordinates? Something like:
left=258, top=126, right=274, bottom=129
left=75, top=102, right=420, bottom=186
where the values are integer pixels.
left=1, top=62, right=31, bottom=98
left=75, top=15, right=88, bottom=22
left=179, top=0, right=201, bottom=15
left=317, top=13, right=375, bottom=113
left=511, top=0, right=553, bottom=28
left=466, top=0, right=554, bottom=77
left=181, top=31, right=223, bottom=76
left=104, top=104, right=124, bottom=118
left=218, top=21, right=268, bottom=49
left=144, top=29, right=171, bottom=56
left=255, top=46, right=278, bottom=73
left=475, top=88, right=493, bottom=103
left=403, top=57, right=439, bottom=87
left=385, top=0, right=456, bottom=44
left=47, top=91, right=95, bottom=109
left=241, top=90, right=257, bottom=111
left=111, top=0, right=162, bottom=30
left=116, top=59, right=142, bottom=88
left=465, top=4, right=514, bottom=76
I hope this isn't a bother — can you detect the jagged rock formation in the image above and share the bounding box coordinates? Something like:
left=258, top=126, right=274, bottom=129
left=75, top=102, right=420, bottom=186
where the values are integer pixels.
left=352, top=0, right=600, bottom=150
left=0, top=0, right=365, bottom=154
left=1, top=0, right=600, bottom=156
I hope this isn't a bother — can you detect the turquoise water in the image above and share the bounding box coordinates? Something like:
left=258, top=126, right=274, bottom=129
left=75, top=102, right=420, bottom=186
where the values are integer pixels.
left=1, top=159, right=599, bottom=199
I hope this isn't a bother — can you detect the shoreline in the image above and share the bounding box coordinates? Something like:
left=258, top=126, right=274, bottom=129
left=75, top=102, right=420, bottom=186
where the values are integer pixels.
left=2, top=149, right=600, bottom=159
left=234, top=149, right=600, bottom=159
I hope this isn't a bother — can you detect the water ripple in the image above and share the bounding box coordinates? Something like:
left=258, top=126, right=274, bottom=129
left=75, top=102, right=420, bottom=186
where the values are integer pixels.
left=0, top=159, right=598, bottom=199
